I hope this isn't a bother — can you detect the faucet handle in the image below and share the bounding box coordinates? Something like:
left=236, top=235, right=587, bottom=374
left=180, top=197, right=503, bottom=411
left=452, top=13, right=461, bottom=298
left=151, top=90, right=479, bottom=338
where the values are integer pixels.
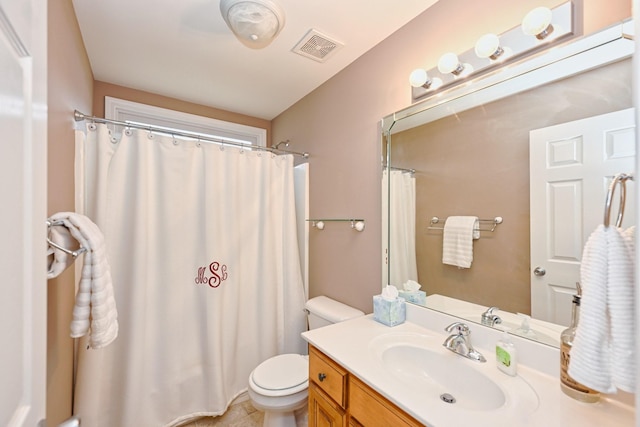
left=484, top=306, right=499, bottom=314
left=445, top=322, right=470, bottom=335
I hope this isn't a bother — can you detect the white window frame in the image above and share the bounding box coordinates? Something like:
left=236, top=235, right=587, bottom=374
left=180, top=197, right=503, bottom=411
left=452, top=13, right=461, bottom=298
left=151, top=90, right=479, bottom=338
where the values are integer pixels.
left=104, top=96, right=267, bottom=147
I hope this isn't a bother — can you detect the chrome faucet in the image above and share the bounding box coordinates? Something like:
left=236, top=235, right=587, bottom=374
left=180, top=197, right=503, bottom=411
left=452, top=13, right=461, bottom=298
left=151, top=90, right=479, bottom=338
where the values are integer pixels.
left=481, top=306, right=502, bottom=327
left=443, top=322, right=486, bottom=362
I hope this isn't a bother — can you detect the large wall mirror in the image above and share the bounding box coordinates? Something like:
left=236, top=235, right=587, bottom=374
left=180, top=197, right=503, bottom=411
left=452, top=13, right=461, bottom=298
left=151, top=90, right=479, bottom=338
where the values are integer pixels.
left=382, top=20, right=635, bottom=348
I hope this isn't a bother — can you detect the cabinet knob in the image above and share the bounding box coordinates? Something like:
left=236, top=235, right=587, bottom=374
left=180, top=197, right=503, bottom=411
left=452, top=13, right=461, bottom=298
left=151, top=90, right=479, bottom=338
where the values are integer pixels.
left=318, top=373, right=326, bottom=382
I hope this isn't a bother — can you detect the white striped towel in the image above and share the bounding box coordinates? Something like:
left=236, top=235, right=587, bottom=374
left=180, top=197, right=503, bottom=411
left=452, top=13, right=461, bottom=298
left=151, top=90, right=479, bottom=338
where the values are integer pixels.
left=569, top=224, right=636, bottom=394
left=442, top=216, right=478, bottom=269
left=49, top=212, right=119, bottom=349
left=569, top=225, right=613, bottom=393
left=610, top=226, right=635, bottom=392
left=47, top=224, right=76, bottom=279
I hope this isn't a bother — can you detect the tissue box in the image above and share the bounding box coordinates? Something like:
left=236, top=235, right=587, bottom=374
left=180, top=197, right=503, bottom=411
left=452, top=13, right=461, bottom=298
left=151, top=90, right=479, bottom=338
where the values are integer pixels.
left=398, top=290, right=427, bottom=305
left=373, top=295, right=406, bottom=326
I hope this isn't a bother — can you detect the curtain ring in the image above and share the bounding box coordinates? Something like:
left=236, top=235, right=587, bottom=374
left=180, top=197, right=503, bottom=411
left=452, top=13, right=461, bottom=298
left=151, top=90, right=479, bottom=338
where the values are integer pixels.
left=124, top=128, right=132, bottom=137
left=88, top=123, right=97, bottom=131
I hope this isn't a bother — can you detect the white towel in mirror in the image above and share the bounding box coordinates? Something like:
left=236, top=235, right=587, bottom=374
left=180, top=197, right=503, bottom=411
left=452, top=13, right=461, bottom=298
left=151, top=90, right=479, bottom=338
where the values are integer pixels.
left=442, top=216, right=479, bottom=269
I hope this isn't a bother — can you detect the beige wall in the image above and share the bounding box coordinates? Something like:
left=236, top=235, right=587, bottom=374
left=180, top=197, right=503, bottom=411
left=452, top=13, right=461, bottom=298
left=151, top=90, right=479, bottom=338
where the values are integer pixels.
left=45, top=0, right=631, bottom=420
left=271, top=0, right=632, bottom=314
left=391, top=60, right=632, bottom=315
left=92, top=81, right=272, bottom=144
left=47, top=1, right=94, bottom=425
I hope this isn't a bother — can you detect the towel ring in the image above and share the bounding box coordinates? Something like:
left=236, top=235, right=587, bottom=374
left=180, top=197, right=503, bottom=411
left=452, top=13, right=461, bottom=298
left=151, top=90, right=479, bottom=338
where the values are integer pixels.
left=603, top=173, right=633, bottom=228
left=46, top=219, right=87, bottom=258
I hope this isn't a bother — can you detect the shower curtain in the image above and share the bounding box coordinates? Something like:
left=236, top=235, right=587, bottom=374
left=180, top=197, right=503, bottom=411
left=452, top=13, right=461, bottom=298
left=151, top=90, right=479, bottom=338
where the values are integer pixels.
left=382, top=169, right=418, bottom=287
left=72, top=123, right=307, bottom=426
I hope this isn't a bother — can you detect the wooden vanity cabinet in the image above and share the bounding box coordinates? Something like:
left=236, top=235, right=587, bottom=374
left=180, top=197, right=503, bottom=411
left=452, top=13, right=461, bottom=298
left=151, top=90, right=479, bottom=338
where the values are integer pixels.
left=348, top=375, right=423, bottom=427
left=308, top=345, right=422, bottom=427
left=308, top=345, right=348, bottom=426
left=309, top=382, right=347, bottom=427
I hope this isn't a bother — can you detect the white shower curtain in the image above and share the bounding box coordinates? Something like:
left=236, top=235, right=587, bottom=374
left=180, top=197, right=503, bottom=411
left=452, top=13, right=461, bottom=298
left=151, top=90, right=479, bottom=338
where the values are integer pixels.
left=382, top=169, right=418, bottom=287
left=73, top=123, right=307, bottom=426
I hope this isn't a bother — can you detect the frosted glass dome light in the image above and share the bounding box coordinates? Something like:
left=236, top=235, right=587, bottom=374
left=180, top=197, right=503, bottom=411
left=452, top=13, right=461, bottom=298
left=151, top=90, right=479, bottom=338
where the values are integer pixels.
left=409, top=69, right=428, bottom=87
left=474, top=33, right=505, bottom=60
left=409, top=69, right=443, bottom=91
left=220, top=0, right=285, bottom=49
left=522, top=7, right=554, bottom=40
left=437, top=53, right=462, bottom=74
left=437, top=53, right=473, bottom=77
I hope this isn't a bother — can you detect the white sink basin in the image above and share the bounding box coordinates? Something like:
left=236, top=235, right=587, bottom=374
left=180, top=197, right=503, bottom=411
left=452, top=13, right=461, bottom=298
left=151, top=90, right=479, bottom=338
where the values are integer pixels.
left=369, top=332, right=539, bottom=415
left=382, top=343, right=505, bottom=410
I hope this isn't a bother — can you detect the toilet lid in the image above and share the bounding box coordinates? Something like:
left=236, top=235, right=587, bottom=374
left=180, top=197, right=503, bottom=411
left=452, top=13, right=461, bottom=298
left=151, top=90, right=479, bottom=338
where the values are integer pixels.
left=252, top=354, right=308, bottom=391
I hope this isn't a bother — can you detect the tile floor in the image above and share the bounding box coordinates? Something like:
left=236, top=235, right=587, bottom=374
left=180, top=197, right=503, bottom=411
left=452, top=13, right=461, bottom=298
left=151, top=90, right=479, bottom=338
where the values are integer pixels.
left=182, top=400, right=264, bottom=427
left=181, top=399, right=308, bottom=427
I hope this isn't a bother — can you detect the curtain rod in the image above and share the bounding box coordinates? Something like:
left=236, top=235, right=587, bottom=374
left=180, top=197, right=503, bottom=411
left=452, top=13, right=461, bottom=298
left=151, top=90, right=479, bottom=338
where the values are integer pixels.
left=73, top=110, right=310, bottom=159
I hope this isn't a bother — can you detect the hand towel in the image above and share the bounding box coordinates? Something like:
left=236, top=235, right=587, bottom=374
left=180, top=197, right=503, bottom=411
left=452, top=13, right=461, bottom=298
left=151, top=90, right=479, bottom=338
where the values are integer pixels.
left=569, top=224, right=636, bottom=394
left=442, top=216, right=478, bottom=269
left=47, top=224, right=76, bottom=279
left=569, top=225, right=614, bottom=393
left=610, top=226, right=635, bottom=392
left=49, top=212, right=119, bottom=349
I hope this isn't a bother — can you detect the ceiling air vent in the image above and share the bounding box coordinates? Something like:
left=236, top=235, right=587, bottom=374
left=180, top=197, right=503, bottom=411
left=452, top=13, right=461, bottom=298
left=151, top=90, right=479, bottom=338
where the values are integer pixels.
left=292, top=29, right=343, bottom=63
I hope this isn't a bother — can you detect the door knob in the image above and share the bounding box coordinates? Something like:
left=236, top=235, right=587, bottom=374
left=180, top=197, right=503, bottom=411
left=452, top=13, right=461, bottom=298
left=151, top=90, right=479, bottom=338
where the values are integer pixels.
left=533, top=267, right=546, bottom=276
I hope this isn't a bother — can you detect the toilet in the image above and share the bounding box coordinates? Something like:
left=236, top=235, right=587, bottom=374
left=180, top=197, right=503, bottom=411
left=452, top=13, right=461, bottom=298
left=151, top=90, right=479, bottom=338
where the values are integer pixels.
left=247, top=296, right=364, bottom=427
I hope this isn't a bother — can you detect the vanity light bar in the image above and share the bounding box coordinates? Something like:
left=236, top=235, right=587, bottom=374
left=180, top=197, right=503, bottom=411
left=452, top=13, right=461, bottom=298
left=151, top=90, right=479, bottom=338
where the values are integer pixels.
left=410, top=1, right=576, bottom=103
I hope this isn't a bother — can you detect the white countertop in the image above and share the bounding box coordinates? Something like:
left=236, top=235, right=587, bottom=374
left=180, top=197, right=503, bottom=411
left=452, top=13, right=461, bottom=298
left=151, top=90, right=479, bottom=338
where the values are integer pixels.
left=302, top=313, right=635, bottom=427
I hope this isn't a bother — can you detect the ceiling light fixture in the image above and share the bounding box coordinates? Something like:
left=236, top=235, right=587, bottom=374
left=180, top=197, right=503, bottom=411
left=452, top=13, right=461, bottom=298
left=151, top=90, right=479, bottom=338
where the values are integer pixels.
left=219, top=0, right=285, bottom=49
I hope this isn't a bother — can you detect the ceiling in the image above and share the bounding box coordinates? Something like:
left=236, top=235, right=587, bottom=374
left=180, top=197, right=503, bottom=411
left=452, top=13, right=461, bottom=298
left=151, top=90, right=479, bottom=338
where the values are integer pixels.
left=71, top=0, right=438, bottom=120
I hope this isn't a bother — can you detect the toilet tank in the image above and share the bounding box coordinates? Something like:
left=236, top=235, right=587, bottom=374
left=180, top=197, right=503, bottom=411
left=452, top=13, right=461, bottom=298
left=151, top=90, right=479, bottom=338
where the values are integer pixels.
left=305, top=296, right=364, bottom=330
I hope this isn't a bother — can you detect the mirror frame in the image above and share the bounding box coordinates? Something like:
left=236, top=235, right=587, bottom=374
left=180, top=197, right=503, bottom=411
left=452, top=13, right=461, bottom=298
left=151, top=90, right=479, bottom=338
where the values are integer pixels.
left=381, top=19, right=634, bottom=344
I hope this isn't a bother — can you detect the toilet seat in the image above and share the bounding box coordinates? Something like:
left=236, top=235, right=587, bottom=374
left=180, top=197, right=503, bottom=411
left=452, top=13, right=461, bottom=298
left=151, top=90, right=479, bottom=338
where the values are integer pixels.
left=250, top=354, right=309, bottom=397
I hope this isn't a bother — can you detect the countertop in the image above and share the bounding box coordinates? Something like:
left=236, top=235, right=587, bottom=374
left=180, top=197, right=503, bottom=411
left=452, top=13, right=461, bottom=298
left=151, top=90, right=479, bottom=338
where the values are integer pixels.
left=302, top=314, right=635, bottom=427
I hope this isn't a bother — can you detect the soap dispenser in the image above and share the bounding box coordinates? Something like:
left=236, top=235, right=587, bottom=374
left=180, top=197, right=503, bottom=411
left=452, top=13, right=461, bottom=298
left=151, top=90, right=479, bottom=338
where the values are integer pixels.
left=496, top=329, right=517, bottom=376
left=515, top=313, right=537, bottom=339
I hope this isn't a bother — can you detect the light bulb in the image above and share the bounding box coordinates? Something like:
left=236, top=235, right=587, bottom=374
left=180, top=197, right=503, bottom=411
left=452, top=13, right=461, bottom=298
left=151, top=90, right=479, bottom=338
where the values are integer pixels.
left=438, top=53, right=474, bottom=77
left=475, top=33, right=504, bottom=60
left=409, top=69, right=443, bottom=91
left=409, top=69, right=428, bottom=88
left=354, top=221, right=365, bottom=232
left=437, top=53, right=462, bottom=74
left=315, top=221, right=324, bottom=230
left=522, top=7, right=554, bottom=40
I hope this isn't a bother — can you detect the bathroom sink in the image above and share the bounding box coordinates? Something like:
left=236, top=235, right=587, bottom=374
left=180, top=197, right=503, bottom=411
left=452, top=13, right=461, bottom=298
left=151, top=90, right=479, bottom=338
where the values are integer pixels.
left=369, top=332, right=539, bottom=415
left=381, top=343, right=505, bottom=410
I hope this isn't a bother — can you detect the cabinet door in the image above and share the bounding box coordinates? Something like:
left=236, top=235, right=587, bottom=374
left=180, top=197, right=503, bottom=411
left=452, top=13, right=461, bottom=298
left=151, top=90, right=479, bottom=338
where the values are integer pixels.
left=349, top=376, right=422, bottom=427
left=309, top=382, right=347, bottom=427
left=309, top=346, right=348, bottom=408
left=348, top=416, right=365, bottom=427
